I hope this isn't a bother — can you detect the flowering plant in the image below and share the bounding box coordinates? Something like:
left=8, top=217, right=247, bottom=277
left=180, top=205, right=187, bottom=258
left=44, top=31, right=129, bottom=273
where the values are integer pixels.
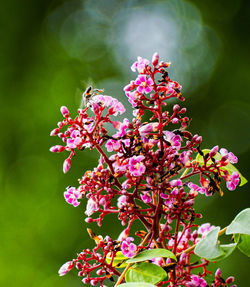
left=50, top=53, right=249, bottom=286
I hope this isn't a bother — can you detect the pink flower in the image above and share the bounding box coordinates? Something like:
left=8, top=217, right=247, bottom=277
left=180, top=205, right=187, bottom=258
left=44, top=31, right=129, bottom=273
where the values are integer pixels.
left=128, top=155, right=146, bottom=176
left=187, top=275, right=207, bottom=287
left=163, top=131, right=182, bottom=150
left=125, top=91, right=138, bottom=107
left=105, top=139, right=121, bottom=152
left=67, top=130, right=82, bottom=149
left=92, top=95, right=125, bottom=116
left=198, top=223, right=215, bottom=238
left=121, top=237, right=137, bottom=258
left=58, top=261, right=74, bottom=276
left=226, top=172, right=240, bottom=191
left=139, top=122, right=159, bottom=136
left=131, top=57, right=149, bottom=73
left=179, top=151, right=192, bottom=165
left=117, top=195, right=128, bottom=208
left=220, top=148, right=238, bottom=164
left=64, top=187, right=81, bottom=207
left=135, top=75, right=154, bottom=94
left=188, top=182, right=207, bottom=196
left=140, top=192, right=152, bottom=203
left=85, top=198, right=99, bottom=216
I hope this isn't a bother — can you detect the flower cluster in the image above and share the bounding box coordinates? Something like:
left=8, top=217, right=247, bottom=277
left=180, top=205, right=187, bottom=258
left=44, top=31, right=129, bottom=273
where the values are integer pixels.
left=50, top=53, right=242, bottom=286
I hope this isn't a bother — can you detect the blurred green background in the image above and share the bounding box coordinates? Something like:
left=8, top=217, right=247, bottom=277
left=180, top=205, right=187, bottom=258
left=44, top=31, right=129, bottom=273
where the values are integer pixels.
left=0, top=0, right=249, bottom=286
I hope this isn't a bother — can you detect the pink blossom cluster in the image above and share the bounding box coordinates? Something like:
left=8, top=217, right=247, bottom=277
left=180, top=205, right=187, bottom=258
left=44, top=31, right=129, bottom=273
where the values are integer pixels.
left=50, top=53, right=241, bottom=286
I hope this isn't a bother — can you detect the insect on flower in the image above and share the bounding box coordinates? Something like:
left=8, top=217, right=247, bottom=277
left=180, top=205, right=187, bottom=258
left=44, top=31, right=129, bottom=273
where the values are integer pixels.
left=80, top=86, right=104, bottom=108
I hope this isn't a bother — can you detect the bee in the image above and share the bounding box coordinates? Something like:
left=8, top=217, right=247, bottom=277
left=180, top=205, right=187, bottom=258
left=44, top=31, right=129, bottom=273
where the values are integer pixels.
left=80, top=86, right=104, bottom=108
left=87, top=228, right=103, bottom=244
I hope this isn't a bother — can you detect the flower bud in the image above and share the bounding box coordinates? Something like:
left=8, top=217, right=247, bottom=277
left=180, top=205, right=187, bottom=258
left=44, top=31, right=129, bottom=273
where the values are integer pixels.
left=172, top=118, right=179, bottom=124
left=210, top=145, right=219, bottom=157
left=226, top=276, right=235, bottom=284
left=60, top=106, right=70, bottom=117
left=63, top=158, right=71, bottom=173
left=179, top=108, right=186, bottom=114
left=173, top=104, right=180, bottom=112
left=58, top=261, right=74, bottom=276
left=215, top=268, right=222, bottom=278
left=50, top=128, right=60, bottom=136
left=179, top=253, right=187, bottom=264
left=76, top=262, right=83, bottom=270
left=152, top=52, right=159, bottom=66
left=50, top=145, right=65, bottom=153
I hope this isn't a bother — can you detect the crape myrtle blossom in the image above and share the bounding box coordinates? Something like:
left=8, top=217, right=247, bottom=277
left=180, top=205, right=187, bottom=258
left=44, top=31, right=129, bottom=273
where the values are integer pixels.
left=50, top=53, right=243, bottom=286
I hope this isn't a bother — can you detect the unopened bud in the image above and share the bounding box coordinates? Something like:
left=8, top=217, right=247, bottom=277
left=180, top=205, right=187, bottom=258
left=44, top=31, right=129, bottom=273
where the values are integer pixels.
left=172, top=118, right=179, bottom=124
left=50, top=145, right=66, bottom=153
left=226, top=276, right=235, bottom=284
left=179, top=253, right=187, bottom=264
left=210, top=145, right=219, bottom=157
left=215, top=268, right=222, bottom=278
left=50, top=128, right=60, bottom=136
left=173, top=104, right=180, bottom=112
left=152, top=52, right=159, bottom=66
left=60, top=106, right=69, bottom=117
left=63, top=158, right=71, bottom=173
left=196, top=136, right=202, bottom=144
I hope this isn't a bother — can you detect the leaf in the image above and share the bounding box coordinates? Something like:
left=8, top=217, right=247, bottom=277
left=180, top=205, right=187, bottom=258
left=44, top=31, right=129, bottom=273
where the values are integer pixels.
left=226, top=208, right=250, bottom=235
left=125, top=262, right=167, bottom=284
left=194, top=227, right=224, bottom=260
left=214, top=243, right=237, bottom=261
left=118, top=283, right=157, bottom=287
left=126, top=248, right=176, bottom=263
left=195, top=149, right=247, bottom=187
left=234, top=234, right=250, bottom=257
left=106, top=251, right=128, bottom=268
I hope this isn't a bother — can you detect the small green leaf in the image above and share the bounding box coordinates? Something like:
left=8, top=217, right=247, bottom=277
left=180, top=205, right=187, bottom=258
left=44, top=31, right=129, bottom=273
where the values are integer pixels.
left=125, top=262, right=167, bottom=284
left=126, top=248, right=176, bottom=263
left=194, top=227, right=224, bottom=260
left=106, top=251, right=128, bottom=268
left=234, top=234, right=250, bottom=257
left=118, top=283, right=157, bottom=287
left=226, top=208, right=250, bottom=235
left=195, top=149, right=247, bottom=187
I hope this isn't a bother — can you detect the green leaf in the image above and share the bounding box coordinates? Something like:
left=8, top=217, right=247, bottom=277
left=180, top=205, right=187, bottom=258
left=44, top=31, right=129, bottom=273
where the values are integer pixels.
left=234, top=234, right=250, bottom=257
left=194, top=227, right=224, bottom=260
left=226, top=208, right=250, bottom=235
left=126, top=248, right=176, bottom=263
left=125, top=262, right=167, bottom=284
left=195, top=149, right=247, bottom=187
left=214, top=243, right=237, bottom=261
left=118, top=283, right=157, bottom=287
left=106, top=251, right=128, bottom=268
